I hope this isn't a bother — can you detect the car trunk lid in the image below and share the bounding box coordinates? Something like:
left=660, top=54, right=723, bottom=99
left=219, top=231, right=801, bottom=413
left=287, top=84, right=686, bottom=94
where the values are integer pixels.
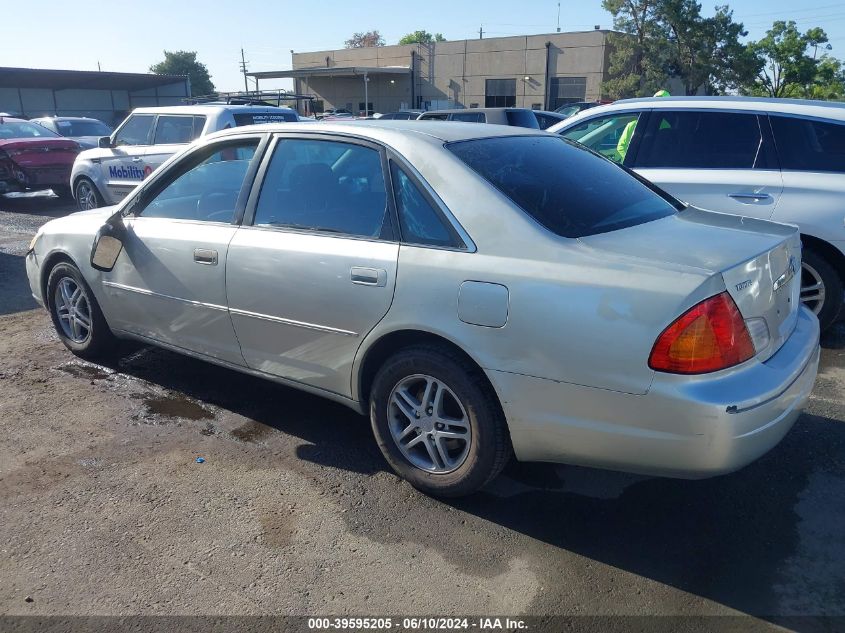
left=579, top=206, right=802, bottom=362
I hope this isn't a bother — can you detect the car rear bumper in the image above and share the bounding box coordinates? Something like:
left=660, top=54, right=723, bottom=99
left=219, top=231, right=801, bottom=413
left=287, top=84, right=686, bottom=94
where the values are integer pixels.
left=489, top=306, right=820, bottom=478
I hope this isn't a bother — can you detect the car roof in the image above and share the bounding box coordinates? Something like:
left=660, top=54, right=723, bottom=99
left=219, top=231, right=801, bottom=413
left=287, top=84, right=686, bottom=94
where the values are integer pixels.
left=130, top=104, right=297, bottom=115
left=207, top=119, right=547, bottom=145
left=31, top=116, right=101, bottom=122
left=562, top=96, right=845, bottom=123
left=421, top=107, right=533, bottom=115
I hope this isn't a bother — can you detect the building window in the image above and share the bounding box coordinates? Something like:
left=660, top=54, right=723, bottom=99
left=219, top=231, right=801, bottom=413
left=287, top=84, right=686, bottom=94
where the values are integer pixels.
left=485, top=79, right=516, bottom=108
left=358, top=102, right=374, bottom=116
left=550, top=77, right=587, bottom=109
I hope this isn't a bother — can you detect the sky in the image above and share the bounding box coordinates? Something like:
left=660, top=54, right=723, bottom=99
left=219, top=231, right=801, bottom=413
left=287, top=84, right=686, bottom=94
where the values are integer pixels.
left=2, top=0, right=845, bottom=92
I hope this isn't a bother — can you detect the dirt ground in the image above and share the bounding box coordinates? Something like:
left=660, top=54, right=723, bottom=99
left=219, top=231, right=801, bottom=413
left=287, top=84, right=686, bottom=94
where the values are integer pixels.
left=1, top=192, right=844, bottom=630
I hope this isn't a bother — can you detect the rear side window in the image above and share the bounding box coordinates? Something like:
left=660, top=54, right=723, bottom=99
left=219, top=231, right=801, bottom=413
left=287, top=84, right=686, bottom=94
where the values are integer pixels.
left=505, top=110, right=541, bottom=129
left=447, top=135, right=678, bottom=238
left=770, top=116, right=845, bottom=173
left=233, top=112, right=298, bottom=126
left=390, top=162, right=461, bottom=247
left=192, top=116, right=207, bottom=139
left=253, top=139, right=389, bottom=239
left=420, top=113, right=449, bottom=121
left=153, top=115, right=195, bottom=144
left=635, top=111, right=763, bottom=169
left=114, top=115, right=154, bottom=146
left=451, top=112, right=486, bottom=123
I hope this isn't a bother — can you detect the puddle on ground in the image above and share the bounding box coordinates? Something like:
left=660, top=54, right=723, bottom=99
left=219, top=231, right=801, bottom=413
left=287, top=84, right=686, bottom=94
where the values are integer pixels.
left=56, top=363, right=111, bottom=381
left=134, top=393, right=213, bottom=421
left=230, top=421, right=272, bottom=443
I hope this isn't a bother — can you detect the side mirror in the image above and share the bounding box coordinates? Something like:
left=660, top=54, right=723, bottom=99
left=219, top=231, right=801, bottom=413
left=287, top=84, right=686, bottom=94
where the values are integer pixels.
left=98, top=136, right=113, bottom=149
left=90, top=215, right=126, bottom=272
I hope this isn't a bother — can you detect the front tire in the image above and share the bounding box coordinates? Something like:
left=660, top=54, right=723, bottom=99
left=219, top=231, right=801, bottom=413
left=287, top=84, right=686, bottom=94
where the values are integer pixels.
left=369, top=345, right=511, bottom=497
left=802, top=247, right=843, bottom=331
left=46, top=262, right=116, bottom=359
left=74, top=177, right=104, bottom=211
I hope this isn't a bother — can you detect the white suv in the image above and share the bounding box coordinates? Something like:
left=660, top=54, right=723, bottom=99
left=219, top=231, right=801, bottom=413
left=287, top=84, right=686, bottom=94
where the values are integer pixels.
left=550, top=97, right=845, bottom=330
left=70, top=104, right=299, bottom=210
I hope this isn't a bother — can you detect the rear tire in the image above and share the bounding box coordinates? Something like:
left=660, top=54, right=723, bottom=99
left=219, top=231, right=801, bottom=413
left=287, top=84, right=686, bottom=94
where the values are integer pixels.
left=74, top=177, right=104, bottom=211
left=369, top=345, right=511, bottom=497
left=52, top=185, right=74, bottom=200
left=46, top=262, right=116, bottom=359
left=802, top=247, right=843, bottom=331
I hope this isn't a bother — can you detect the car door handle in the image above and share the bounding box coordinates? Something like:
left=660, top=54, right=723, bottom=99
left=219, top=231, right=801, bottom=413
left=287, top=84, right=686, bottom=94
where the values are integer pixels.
left=131, top=157, right=143, bottom=162
left=728, top=192, right=772, bottom=202
left=193, top=248, right=218, bottom=265
left=350, top=266, right=387, bottom=287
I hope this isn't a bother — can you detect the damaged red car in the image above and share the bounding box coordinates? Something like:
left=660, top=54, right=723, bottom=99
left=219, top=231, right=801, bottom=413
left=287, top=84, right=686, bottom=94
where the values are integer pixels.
left=0, top=117, right=80, bottom=200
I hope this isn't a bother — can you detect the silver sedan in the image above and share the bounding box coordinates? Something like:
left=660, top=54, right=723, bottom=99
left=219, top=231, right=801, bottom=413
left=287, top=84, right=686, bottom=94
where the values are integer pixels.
left=25, top=121, right=820, bottom=496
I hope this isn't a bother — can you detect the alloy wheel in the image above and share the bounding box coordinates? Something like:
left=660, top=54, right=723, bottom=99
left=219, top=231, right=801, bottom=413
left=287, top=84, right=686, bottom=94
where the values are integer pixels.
left=54, top=277, right=92, bottom=343
left=76, top=181, right=98, bottom=210
left=801, top=261, right=826, bottom=316
left=387, top=374, right=471, bottom=474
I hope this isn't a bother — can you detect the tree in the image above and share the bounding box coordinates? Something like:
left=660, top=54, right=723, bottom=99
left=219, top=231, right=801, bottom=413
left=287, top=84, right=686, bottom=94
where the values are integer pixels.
left=601, top=0, right=667, bottom=99
left=806, top=55, right=845, bottom=99
left=748, top=21, right=826, bottom=97
left=658, top=1, right=758, bottom=95
left=398, top=30, right=446, bottom=45
left=149, top=51, right=214, bottom=97
left=345, top=30, right=385, bottom=48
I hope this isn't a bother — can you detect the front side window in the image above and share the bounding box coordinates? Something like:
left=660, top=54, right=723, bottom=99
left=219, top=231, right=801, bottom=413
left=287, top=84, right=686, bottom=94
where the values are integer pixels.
left=770, top=116, right=845, bottom=173
left=114, top=115, right=155, bottom=146
left=635, top=111, right=763, bottom=169
left=560, top=112, right=641, bottom=164
left=390, top=162, right=459, bottom=248
left=447, top=135, right=678, bottom=238
left=485, top=79, right=516, bottom=108
left=253, top=139, right=389, bottom=239
left=153, top=115, right=195, bottom=145
left=138, top=139, right=259, bottom=223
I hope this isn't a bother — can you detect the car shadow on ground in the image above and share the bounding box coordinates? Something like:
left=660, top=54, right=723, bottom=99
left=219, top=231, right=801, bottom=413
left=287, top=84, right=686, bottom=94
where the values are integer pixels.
left=0, top=191, right=77, bottom=217
left=0, top=251, right=37, bottom=316
left=102, top=342, right=845, bottom=622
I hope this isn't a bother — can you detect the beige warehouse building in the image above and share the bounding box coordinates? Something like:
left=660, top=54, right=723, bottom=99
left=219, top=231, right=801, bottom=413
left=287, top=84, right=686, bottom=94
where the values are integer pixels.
left=250, top=30, right=614, bottom=116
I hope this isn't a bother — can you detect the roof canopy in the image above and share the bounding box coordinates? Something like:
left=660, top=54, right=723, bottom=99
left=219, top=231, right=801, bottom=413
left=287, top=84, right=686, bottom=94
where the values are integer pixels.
left=0, top=67, right=188, bottom=91
left=248, top=66, right=410, bottom=80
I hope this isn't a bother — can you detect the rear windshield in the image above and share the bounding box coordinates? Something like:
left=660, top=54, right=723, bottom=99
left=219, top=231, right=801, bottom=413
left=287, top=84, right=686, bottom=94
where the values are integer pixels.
left=505, top=110, right=540, bottom=129
left=233, top=112, right=297, bottom=126
left=447, top=135, right=679, bottom=238
left=0, top=120, right=60, bottom=139
left=54, top=119, right=111, bottom=137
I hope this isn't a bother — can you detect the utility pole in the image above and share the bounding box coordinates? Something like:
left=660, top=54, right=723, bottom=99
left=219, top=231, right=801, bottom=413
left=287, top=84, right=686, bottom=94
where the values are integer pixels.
left=97, top=61, right=102, bottom=72
left=556, top=2, right=561, bottom=32
left=239, top=48, right=250, bottom=94
left=479, top=26, right=483, bottom=39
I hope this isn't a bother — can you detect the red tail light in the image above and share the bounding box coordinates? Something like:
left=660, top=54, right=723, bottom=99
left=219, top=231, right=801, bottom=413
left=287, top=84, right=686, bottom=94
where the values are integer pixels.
left=649, top=292, right=755, bottom=374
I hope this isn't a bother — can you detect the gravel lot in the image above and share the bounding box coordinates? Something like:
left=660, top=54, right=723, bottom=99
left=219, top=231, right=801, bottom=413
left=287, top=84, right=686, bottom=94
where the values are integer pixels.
left=1, top=192, right=844, bottom=630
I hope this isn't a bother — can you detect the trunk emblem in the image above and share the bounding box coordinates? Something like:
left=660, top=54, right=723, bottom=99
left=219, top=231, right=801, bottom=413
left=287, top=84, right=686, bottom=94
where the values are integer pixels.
left=735, top=280, right=753, bottom=291
left=773, top=256, right=797, bottom=293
